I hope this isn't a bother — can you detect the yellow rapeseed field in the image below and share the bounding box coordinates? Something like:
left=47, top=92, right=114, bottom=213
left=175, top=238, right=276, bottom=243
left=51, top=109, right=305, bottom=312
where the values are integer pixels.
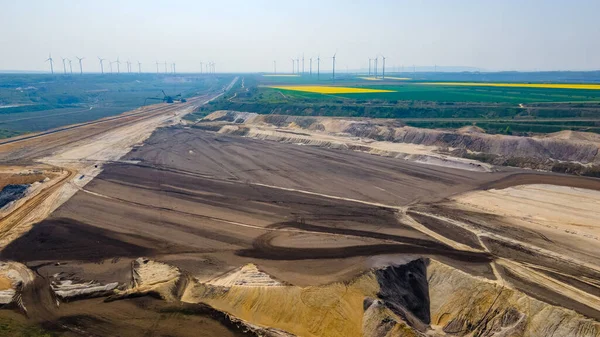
left=268, top=85, right=395, bottom=94
left=423, top=82, right=600, bottom=90
left=385, top=76, right=411, bottom=80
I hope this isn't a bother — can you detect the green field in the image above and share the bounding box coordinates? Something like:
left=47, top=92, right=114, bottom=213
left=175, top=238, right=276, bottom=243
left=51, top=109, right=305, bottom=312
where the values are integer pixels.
left=189, top=74, right=600, bottom=135
left=332, top=84, right=600, bottom=103
left=0, top=73, right=233, bottom=138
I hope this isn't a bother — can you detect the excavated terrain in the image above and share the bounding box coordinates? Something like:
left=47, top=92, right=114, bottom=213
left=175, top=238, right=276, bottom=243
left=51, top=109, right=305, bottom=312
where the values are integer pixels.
left=0, top=122, right=599, bottom=336
left=197, top=111, right=600, bottom=175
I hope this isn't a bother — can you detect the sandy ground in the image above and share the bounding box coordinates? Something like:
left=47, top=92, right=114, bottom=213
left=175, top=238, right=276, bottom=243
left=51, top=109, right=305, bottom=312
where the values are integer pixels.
left=406, top=182, right=600, bottom=320
left=1, top=95, right=600, bottom=335
left=3, top=126, right=598, bottom=323
left=231, top=125, right=493, bottom=172
left=0, top=86, right=236, bottom=252
left=453, top=184, right=600, bottom=246
left=129, top=127, right=504, bottom=205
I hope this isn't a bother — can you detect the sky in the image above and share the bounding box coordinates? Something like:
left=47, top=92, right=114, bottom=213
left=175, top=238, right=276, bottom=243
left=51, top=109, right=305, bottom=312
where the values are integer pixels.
left=1, top=0, right=600, bottom=73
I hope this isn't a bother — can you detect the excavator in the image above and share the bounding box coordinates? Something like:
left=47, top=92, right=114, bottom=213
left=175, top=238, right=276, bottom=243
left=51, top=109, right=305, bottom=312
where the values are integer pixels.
left=144, top=90, right=187, bottom=105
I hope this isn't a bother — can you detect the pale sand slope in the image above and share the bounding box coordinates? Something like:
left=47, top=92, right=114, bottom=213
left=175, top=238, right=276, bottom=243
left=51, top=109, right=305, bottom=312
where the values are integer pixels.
left=452, top=184, right=600, bottom=248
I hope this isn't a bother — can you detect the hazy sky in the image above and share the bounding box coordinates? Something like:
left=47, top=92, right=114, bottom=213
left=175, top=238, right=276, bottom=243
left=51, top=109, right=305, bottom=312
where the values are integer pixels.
left=2, top=0, right=600, bottom=73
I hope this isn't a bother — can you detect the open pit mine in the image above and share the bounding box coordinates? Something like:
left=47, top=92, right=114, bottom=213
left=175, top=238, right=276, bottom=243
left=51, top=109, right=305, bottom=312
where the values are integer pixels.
left=0, top=91, right=599, bottom=336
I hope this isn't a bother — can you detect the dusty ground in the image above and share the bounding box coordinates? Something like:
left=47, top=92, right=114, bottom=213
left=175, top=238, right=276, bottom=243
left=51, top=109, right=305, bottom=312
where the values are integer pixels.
left=0, top=90, right=231, bottom=250
left=0, top=104, right=599, bottom=335
left=198, top=110, right=600, bottom=172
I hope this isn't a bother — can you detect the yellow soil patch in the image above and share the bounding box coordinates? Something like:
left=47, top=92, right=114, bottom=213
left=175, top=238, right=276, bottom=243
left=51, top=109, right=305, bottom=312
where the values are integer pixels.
left=422, top=82, right=600, bottom=90
left=0, top=275, right=12, bottom=290
left=262, top=74, right=300, bottom=77
left=268, top=85, right=395, bottom=94
left=385, top=76, right=412, bottom=80
left=184, top=273, right=380, bottom=337
left=357, top=77, right=382, bottom=81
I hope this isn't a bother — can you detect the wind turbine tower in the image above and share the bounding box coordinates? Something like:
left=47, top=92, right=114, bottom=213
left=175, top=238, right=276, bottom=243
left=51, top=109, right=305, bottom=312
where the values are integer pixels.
left=382, top=55, right=386, bottom=79
left=291, top=58, right=295, bottom=74
left=76, top=57, right=84, bottom=75
left=172, top=62, right=176, bottom=74
left=368, top=58, right=372, bottom=76
left=46, top=53, right=54, bottom=75
left=374, top=57, right=378, bottom=79
left=317, top=55, right=320, bottom=80
left=155, top=61, right=160, bottom=74
left=98, top=57, right=105, bottom=74
left=138, top=61, right=142, bottom=73
left=46, top=53, right=54, bottom=74
left=116, top=57, right=121, bottom=74
left=61, top=57, right=67, bottom=75
left=68, top=59, right=73, bottom=75
left=309, top=58, right=312, bottom=76
left=332, top=52, right=336, bottom=83
left=302, top=54, right=305, bottom=74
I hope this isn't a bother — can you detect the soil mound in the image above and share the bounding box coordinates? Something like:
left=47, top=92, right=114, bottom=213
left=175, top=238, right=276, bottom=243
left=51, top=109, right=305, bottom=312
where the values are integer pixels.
left=457, top=125, right=486, bottom=134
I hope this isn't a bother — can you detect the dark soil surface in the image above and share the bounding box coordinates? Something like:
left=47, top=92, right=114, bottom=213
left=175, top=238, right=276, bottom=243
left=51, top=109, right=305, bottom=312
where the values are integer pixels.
left=2, top=127, right=599, bottom=335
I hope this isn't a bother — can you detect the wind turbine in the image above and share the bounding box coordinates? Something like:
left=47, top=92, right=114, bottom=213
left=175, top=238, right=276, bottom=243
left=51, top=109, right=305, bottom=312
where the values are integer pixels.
left=98, top=57, right=105, bottom=74
left=332, top=52, right=336, bottom=83
left=155, top=61, right=160, bottom=74
left=317, top=55, right=320, bottom=80
left=381, top=55, right=386, bottom=79
left=374, top=57, right=378, bottom=79
left=309, top=57, right=312, bottom=76
left=61, top=57, right=67, bottom=75
left=368, top=58, right=372, bottom=76
left=137, top=61, right=142, bottom=73
left=76, top=56, right=84, bottom=75
left=108, top=61, right=113, bottom=74
left=172, top=62, right=176, bottom=74
left=296, top=57, right=300, bottom=74
left=302, top=54, right=305, bottom=74
left=116, top=57, right=121, bottom=74
left=67, top=59, right=73, bottom=75
left=46, top=53, right=54, bottom=74
left=291, top=58, right=295, bottom=74
left=126, top=60, right=131, bottom=73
